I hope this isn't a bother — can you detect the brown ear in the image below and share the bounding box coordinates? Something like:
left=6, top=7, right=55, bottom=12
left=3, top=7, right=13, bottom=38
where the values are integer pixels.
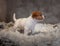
left=32, top=11, right=42, bottom=18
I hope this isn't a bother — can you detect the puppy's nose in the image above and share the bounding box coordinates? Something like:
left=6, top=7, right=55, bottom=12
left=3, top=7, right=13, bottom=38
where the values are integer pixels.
left=44, top=16, right=46, bottom=18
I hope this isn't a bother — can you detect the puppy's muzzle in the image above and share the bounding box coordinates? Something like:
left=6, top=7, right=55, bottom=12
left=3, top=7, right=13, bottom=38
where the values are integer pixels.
left=42, top=15, right=45, bottom=20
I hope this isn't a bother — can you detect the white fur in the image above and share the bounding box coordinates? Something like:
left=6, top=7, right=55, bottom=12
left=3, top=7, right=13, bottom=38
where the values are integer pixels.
left=13, top=13, right=44, bottom=35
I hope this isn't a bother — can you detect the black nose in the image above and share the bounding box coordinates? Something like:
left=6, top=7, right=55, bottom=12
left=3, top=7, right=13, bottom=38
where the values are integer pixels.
left=44, top=16, right=46, bottom=18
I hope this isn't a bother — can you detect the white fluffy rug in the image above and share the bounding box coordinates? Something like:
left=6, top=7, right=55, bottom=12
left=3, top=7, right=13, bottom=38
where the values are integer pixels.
left=0, top=22, right=60, bottom=46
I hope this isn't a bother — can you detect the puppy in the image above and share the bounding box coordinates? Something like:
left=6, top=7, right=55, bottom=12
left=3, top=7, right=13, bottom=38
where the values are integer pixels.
left=13, top=11, right=45, bottom=35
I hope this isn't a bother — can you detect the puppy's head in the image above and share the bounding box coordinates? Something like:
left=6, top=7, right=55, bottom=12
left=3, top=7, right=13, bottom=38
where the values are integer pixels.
left=32, top=11, right=44, bottom=21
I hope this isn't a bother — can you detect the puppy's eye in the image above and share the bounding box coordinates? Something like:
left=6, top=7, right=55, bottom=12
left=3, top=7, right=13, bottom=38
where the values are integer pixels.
left=40, top=15, right=42, bottom=16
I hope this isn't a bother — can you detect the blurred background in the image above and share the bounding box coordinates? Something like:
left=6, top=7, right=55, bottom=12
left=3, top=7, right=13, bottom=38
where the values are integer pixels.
left=0, top=0, right=60, bottom=23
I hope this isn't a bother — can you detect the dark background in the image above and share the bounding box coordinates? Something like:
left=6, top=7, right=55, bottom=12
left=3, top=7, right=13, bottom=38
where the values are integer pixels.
left=0, top=0, right=60, bottom=23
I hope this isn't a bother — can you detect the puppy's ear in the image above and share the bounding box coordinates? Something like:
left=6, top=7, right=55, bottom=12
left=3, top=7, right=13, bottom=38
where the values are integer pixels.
left=32, top=11, right=37, bottom=18
left=32, top=11, right=42, bottom=18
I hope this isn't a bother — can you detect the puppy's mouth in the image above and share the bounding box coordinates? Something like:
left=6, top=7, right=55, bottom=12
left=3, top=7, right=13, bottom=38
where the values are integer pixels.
left=34, top=19, right=44, bottom=23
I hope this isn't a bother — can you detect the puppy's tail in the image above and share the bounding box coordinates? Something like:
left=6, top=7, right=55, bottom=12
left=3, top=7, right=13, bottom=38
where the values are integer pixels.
left=13, top=13, right=17, bottom=21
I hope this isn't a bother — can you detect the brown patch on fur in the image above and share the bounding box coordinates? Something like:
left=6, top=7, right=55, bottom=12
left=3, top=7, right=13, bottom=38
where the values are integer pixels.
left=32, top=11, right=43, bottom=20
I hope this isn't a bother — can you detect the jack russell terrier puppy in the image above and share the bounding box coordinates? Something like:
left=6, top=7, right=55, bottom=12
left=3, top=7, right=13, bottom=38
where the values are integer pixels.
left=13, top=11, right=45, bottom=35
